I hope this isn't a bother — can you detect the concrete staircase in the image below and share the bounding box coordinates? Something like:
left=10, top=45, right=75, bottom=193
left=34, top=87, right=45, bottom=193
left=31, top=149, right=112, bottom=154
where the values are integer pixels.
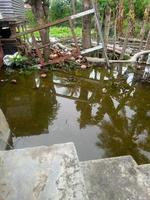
left=0, top=143, right=150, bottom=200
left=81, top=156, right=150, bottom=200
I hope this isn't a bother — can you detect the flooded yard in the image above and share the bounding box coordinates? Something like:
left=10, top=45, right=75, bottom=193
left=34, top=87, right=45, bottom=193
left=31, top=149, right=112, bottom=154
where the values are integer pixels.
left=0, top=66, right=150, bottom=164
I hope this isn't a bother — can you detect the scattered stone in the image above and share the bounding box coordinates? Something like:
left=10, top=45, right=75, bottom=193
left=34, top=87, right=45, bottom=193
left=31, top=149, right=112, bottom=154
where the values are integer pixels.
left=81, top=65, right=87, bottom=69
left=66, top=51, right=72, bottom=56
left=70, top=57, right=76, bottom=61
left=1, top=79, right=8, bottom=83
left=49, top=54, right=58, bottom=59
left=78, top=55, right=83, bottom=59
left=10, top=79, right=17, bottom=84
left=76, top=59, right=81, bottom=64
left=40, top=73, right=47, bottom=78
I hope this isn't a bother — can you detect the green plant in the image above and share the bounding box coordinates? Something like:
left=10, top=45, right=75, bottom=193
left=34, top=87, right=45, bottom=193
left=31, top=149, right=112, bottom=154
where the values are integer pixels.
left=11, top=53, right=29, bottom=68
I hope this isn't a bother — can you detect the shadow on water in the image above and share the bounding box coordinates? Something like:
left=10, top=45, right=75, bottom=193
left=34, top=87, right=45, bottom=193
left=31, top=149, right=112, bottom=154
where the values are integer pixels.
left=0, top=65, right=150, bottom=164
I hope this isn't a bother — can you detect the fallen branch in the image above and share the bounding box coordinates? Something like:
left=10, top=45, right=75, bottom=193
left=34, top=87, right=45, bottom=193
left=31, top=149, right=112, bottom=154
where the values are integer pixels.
left=91, top=41, right=132, bottom=55
left=86, top=50, right=150, bottom=64
left=129, top=50, right=150, bottom=62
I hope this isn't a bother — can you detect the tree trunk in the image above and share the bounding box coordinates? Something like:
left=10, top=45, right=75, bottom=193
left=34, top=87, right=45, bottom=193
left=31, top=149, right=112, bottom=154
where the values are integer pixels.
left=120, top=0, right=135, bottom=59
left=30, top=0, right=50, bottom=60
left=139, top=6, right=150, bottom=51
left=82, top=0, right=91, bottom=49
left=116, top=0, right=124, bottom=36
left=71, top=0, right=76, bottom=15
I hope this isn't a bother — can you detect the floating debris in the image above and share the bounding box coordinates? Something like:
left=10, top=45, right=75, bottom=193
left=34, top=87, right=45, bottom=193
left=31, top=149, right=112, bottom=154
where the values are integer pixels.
left=10, top=79, right=17, bottom=84
left=102, top=88, right=107, bottom=94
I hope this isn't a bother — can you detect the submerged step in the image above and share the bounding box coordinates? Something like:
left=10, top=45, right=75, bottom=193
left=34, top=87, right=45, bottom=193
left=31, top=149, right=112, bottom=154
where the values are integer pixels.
left=80, top=156, right=150, bottom=200
left=0, top=142, right=88, bottom=200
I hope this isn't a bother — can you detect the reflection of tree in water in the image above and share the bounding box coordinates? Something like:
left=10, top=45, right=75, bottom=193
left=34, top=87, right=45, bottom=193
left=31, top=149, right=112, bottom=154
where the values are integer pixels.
left=0, top=72, right=58, bottom=136
left=76, top=67, right=150, bottom=164
left=76, top=88, right=92, bottom=128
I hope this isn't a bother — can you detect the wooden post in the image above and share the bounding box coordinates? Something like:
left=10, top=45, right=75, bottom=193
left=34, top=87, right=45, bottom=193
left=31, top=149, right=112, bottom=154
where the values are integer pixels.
left=145, top=31, right=150, bottom=50
left=104, top=5, right=111, bottom=48
left=91, top=0, right=110, bottom=68
left=69, top=18, right=80, bottom=54
left=31, top=33, right=45, bottom=66
left=113, top=19, right=117, bottom=57
left=71, top=0, right=76, bottom=26
left=120, top=0, right=135, bottom=59
left=0, top=40, right=4, bottom=68
left=139, top=6, right=150, bottom=51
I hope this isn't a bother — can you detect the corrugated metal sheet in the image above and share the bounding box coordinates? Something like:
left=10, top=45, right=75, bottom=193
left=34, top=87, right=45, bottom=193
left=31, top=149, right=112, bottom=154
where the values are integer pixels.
left=0, top=0, right=25, bottom=21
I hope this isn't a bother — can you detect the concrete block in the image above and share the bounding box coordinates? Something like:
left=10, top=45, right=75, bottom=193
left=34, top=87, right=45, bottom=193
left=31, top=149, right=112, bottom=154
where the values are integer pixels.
left=81, top=156, right=150, bottom=200
left=0, top=109, right=11, bottom=150
left=0, top=143, right=88, bottom=200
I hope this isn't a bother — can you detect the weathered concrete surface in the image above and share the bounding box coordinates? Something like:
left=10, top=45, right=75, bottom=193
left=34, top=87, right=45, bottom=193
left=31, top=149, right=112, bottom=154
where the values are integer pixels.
left=81, top=156, right=150, bottom=200
left=0, top=109, right=11, bottom=150
left=137, top=164, right=150, bottom=190
left=0, top=143, right=89, bottom=200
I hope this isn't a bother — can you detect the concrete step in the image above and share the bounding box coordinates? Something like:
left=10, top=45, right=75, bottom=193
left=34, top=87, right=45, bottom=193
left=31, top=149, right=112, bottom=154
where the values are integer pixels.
left=0, top=109, right=11, bottom=150
left=137, top=164, right=150, bottom=190
left=80, top=156, right=150, bottom=200
left=0, top=142, right=89, bottom=200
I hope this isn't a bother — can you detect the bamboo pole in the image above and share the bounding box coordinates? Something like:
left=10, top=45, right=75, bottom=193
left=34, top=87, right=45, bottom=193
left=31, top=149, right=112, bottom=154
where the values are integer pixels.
left=139, top=6, right=150, bottom=51
left=91, top=0, right=110, bottom=68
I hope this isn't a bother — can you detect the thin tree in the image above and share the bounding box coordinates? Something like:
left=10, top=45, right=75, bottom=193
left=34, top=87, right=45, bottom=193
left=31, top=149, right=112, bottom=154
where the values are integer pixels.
left=120, top=0, right=135, bottom=59
left=116, top=0, right=124, bottom=37
left=82, top=0, right=91, bottom=49
left=26, top=0, right=50, bottom=60
left=104, top=5, right=111, bottom=49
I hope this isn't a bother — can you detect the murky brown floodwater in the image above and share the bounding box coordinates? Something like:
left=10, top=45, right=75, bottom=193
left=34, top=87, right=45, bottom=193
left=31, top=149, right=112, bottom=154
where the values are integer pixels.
left=0, top=66, right=150, bottom=164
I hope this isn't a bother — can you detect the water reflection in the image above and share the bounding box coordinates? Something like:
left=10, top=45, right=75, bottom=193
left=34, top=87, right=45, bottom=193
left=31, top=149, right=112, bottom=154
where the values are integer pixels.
left=0, top=73, right=58, bottom=136
left=0, top=66, right=150, bottom=164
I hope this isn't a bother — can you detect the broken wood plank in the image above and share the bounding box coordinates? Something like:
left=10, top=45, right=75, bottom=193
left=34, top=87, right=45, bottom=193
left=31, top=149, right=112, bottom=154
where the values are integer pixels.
left=17, top=9, right=95, bottom=37
left=31, top=33, right=45, bottom=66
left=70, top=8, right=95, bottom=20
left=81, top=45, right=103, bottom=55
left=86, top=57, right=131, bottom=64
left=119, top=37, right=147, bottom=44
left=86, top=50, right=150, bottom=64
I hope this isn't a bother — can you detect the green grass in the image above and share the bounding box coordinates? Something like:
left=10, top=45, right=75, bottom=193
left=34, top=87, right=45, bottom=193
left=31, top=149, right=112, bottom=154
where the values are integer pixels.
left=50, top=26, right=82, bottom=38
left=31, top=26, right=82, bottom=39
